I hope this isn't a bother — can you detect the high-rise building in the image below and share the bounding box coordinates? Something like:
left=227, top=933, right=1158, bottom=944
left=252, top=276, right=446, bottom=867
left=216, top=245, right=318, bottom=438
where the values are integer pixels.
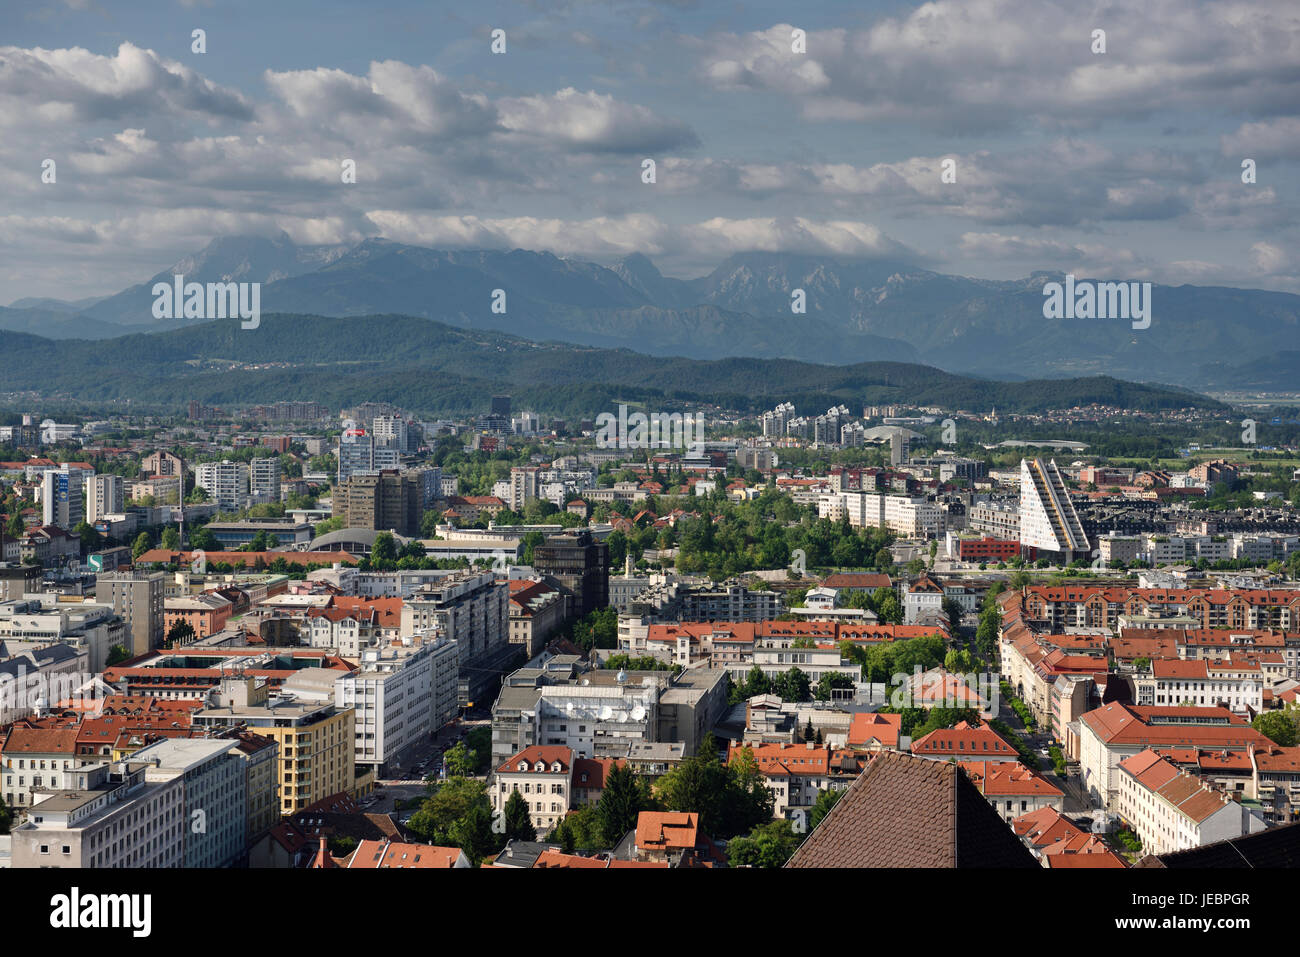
left=96, top=570, right=165, bottom=656
left=1019, top=458, right=1090, bottom=562
left=86, top=474, right=124, bottom=523
left=41, top=468, right=86, bottom=530
left=337, top=430, right=402, bottom=483
left=195, top=460, right=250, bottom=512
left=532, top=528, right=609, bottom=620
left=491, top=395, right=512, bottom=418
left=249, top=456, right=281, bottom=503
left=508, top=466, right=539, bottom=511
left=332, top=470, right=422, bottom=535
left=372, top=415, right=409, bottom=452
left=890, top=431, right=910, bottom=466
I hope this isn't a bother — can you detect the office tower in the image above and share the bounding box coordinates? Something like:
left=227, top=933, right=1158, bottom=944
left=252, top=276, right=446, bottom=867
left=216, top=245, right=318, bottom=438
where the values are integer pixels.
left=332, top=470, right=422, bottom=535
left=532, top=529, right=609, bottom=619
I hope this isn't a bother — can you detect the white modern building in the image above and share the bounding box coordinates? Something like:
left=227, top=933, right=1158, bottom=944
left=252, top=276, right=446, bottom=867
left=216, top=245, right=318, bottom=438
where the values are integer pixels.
left=1019, top=459, right=1089, bottom=561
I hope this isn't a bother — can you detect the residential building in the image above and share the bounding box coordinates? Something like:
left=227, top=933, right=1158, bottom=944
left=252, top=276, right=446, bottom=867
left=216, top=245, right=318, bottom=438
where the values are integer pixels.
left=96, top=570, right=165, bottom=658
left=86, top=475, right=124, bottom=524
left=492, top=745, right=574, bottom=834
left=190, top=678, right=356, bottom=816
left=1117, top=749, right=1265, bottom=856
left=195, top=460, right=250, bottom=512
left=1019, top=458, right=1090, bottom=562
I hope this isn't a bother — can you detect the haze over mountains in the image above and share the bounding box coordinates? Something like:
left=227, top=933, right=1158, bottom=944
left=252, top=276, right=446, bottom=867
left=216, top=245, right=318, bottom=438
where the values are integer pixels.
left=5, top=233, right=1296, bottom=389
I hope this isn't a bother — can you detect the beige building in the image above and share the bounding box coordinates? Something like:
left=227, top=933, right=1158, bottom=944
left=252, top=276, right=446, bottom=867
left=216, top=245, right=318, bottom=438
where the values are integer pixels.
left=492, top=745, right=574, bottom=834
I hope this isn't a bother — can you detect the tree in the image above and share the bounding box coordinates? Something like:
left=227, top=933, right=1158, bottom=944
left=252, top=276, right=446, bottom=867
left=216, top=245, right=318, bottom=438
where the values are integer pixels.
left=371, top=531, right=399, bottom=564
left=131, top=531, right=153, bottom=561
left=166, top=619, right=196, bottom=646
left=1253, top=710, right=1298, bottom=748
left=802, top=718, right=815, bottom=742
left=572, top=607, right=618, bottom=652
left=773, top=667, right=811, bottom=703
left=443, top=741, right=477, bottom=777
left=502, top=789, right=537, bottom=842
left=874, top=588, right=903, bottom=624
left=944, top=649, right=976, bottom=674
left=726, top=819, right=799, bottom=868
left=105, top=644, right=131, bottom=667
left=406, top=777, right=500, bottom=864
left=160, top=526, right=180, bottom=550
left=814, top=672, right=854, bottom=702
left=74, top=521, right=100, bottom=554
left=809, top=788, right=842, bottom=830
left=596, top=763, right=644, bottom=847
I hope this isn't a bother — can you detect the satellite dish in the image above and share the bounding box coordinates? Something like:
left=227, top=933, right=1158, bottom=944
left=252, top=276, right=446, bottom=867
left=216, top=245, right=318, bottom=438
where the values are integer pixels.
left=565, top=701, right=574, bottom=713
left=599, top=705, right=613, bottom=721
left=631, top=705, right=646, bottom=722
left=616, top=669, right=628, bottom=684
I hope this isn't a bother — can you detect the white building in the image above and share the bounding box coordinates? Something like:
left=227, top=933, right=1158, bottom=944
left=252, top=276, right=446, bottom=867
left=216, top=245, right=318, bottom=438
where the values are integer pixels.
left=195, top=460, right=250, bottom=512
left=1018, top=458, right=1089, bottom=561
left=86, top=474, right=124, bottom=524
left=42, top=468, right=87, bottom=530
left=334, top=636, right=460, bottom=772
left=1134, top=658, right=1264, bottom=714
left=10, top=761, right=185, bottom=868
left=249, top=457, right=281, bottom=504
left=1117, top=749, right=1265, bottom=857
left=133, top=737, right=248, bottom=868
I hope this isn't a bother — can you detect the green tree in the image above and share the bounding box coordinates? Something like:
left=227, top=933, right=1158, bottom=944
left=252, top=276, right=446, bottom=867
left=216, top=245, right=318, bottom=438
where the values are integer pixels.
left=1253, top=710, right=1298, bottom=747
left=726, top=819, right=799, bottom=868
left=502, top=789, right=537, bottom=842
left=572, top=607, right=618, bottom=652
left=74, top=521, right=100, bottom=554
left=160, top=526, right=181, bottom=550
left=371, top=531, right=399, bottom=564
left=443, top=741, right=477, bottom=777
left=944, top=648, right=976, bottom=673
left=406, top=777, right=500, bottom=864
left=105, top=644, right=131, bottom=666
left=809, top=787, right=842, bottom=830
left=166, top=619, right=197, bottom=646
left=596, top=763, right=644, bottom=847
left=131, top=531, right=153, bottom=561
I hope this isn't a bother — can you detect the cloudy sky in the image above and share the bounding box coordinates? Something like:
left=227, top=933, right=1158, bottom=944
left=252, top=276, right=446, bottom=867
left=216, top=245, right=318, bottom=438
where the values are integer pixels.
left=4, top=0, right=1299, bottom=302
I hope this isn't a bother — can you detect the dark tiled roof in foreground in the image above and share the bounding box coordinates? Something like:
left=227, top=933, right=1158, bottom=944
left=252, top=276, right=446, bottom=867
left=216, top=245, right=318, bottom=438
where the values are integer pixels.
left=1134, top=820, right=1300, bottom=868
left=786, top=751, right=1038, bottom=868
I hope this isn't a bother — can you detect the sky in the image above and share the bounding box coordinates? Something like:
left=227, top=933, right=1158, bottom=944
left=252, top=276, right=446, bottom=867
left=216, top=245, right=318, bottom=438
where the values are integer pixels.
left=3, top=0, right=1299, bottom=303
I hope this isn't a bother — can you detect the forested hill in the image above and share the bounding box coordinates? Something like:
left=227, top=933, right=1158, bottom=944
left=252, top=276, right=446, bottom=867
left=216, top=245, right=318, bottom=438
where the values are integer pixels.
left=0, top=312, right=1225, bottom=418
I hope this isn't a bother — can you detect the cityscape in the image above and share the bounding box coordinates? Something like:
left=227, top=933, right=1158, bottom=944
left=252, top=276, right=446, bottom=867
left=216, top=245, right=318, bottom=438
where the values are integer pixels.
left=1, top=0, right=1299, bottom=931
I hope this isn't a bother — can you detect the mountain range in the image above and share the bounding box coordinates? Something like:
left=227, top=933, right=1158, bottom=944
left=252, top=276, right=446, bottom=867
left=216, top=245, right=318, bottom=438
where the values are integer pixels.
left=3, top=233, right=1296, bottom=389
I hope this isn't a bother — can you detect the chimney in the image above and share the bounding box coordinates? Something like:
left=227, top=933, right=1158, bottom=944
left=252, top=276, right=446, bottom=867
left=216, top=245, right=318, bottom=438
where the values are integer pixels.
left=314, top=836, right=331, bottom=868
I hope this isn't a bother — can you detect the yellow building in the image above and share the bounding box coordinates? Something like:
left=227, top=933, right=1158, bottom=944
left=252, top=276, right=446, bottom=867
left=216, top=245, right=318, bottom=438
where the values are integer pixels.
left=190, top=679, right=356, bottom=816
